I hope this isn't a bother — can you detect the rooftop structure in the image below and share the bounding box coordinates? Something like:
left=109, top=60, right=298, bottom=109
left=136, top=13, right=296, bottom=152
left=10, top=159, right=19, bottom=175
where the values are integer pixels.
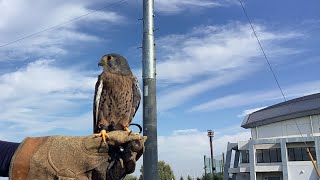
left=224, top=93, right=320, bottom=180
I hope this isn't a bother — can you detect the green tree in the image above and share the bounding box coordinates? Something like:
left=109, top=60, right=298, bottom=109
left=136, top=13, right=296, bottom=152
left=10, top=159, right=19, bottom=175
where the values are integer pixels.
left=200, top=172, right=224, bottom=180
left=179, top=176, right=184, bottom=180
left=213, top=172, right=224, bottom=180
left=124, top=175, right=138, bottom=180
left=187, top=175, right=192, bottom=180
left=139, top=161, right=175, bottom=180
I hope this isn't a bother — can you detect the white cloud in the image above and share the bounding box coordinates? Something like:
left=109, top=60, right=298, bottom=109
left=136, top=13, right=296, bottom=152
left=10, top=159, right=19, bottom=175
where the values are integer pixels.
left=155, top=0, right=234, bottom=14
left=190, top=80, right=320, bottom=112
left=237, top=106, right=267, bottom=118
left=172, top=128, right=198, bottom=135
left=132, top=127, right=250, bottom=178
left=157, top=128, right=250, bottom=178
left=0, top=59, right=97, bottom=141
left=158, top=68, right=252, bottom=111
left=153, top=23, right=301, bottom=111
left=156, top=24, right=301, bottom=84
left=0, top=0, right=125, bottom=60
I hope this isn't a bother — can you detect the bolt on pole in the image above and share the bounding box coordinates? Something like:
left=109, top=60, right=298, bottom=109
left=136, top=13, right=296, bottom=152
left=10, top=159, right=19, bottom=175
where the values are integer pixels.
left=142, top=0, right=158, bottom=179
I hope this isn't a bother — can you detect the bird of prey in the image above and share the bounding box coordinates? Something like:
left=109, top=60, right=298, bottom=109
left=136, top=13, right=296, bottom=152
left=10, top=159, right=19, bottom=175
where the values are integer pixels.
left=93, top=53, right=141, bottom=143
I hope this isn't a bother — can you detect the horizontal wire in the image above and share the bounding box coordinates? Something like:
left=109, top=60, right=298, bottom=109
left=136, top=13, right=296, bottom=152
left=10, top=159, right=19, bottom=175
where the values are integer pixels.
left=0, top=0, right=126, bottom=48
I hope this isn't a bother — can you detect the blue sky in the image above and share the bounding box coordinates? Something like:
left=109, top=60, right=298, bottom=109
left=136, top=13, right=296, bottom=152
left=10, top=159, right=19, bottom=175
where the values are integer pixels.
left=0, top=0, right=320, bottom=178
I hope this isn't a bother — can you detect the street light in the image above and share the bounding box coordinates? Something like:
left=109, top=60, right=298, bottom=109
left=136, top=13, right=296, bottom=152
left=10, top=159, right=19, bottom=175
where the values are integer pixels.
left=207, top=130, right=215, bottom=174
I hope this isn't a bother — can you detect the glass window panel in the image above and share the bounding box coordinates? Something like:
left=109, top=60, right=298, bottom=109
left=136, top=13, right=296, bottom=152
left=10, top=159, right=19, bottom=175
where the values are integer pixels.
left=241, top=151, right=245, bottom=163
left=301, top=147, right=309, bottom=161
left=256, top=149, right=263, bottom=163
left=267, top=177, right=280, bottom=180
left=288, top=148, right=295, bottom=161
left=310, top=147, right=317, bottom=160
left=262, top=149, right=271, bottom=163
left=276, top=148, right=282, bottom=162
left=294, top=147, right=303, bottom=161
left=241, top=150, right=249, bottom=163
left=270, top=149, right=278, bottom=162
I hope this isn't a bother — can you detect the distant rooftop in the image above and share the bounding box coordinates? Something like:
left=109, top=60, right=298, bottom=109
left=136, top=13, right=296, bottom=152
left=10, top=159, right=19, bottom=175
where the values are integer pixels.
left=241, top=93, right=320, bottom=128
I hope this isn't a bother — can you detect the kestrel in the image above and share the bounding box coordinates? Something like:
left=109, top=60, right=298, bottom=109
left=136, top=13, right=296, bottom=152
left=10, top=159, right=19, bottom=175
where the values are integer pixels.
left=93, top=53, right=141, bottom=143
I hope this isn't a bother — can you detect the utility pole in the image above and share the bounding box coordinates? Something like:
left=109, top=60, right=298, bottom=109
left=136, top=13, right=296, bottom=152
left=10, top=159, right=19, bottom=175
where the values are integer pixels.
left=142, top=0, right=158, bottom=179
left=207, top=130, right=215, bottom=174
left=222, top=152, right=225, bottom=173
left=204, top=155, right=207, bottom=177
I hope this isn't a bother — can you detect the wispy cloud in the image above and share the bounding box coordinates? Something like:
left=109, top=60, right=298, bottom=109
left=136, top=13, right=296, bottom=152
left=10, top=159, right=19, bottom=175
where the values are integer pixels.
left=237, top=106, right=267, bottom=118
left=172, top=128, right=198, bottom=135
left=0, top=0, right=125, bottom=61
left=0, top=59, right=97, bottom=141
left=153, top=23, right=301, bottom=111
left=190, top=80, right=320, bottom=112
left=156, top=23, right=301, bottom=84
left=155, top=0, right=235, bottom=14
left=158, top=68, right=252, bottom=111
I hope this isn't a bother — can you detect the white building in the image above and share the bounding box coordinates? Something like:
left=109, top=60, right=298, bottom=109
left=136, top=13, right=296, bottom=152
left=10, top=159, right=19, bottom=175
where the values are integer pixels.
left=223, top=93, right=320, bottom=180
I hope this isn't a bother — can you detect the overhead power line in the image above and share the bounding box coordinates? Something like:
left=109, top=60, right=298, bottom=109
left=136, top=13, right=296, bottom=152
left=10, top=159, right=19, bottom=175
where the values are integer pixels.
left=238, top=0, right=287, bottom=102
left=238, top=0, right=320, bottom=177
left=238, top=0, right=305, bottom=140
left=238, top=0, right=303, bottom=135
left=0, top=0, right=126, bottom=48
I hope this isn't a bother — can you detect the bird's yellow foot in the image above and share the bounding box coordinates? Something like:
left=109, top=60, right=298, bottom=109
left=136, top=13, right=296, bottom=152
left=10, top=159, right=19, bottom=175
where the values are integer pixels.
left=94, top=129, right=109, bottom=144
left=124, top=127, right=130, bottom=132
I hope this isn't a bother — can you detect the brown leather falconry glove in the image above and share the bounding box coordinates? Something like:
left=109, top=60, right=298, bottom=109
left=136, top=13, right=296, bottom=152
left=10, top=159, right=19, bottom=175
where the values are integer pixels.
left=9, top=131, right=146, bottom=180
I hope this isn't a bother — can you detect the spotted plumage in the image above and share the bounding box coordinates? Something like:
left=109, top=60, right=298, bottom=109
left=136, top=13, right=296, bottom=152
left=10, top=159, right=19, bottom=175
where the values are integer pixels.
left=93, top=53, right=141, bottom=137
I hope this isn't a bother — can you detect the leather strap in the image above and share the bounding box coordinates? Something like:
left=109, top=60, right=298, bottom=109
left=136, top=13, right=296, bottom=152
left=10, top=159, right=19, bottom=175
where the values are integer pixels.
left=10, top=137, right=47, bottom=180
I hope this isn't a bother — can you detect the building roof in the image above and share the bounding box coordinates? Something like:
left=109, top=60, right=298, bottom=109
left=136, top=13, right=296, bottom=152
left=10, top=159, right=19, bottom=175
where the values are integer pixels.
left=241, top=93, right=320, bottom=128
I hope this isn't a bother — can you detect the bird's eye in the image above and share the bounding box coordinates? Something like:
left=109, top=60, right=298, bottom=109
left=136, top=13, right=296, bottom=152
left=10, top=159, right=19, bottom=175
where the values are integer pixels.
left=107, top=56, right=112, bottom=60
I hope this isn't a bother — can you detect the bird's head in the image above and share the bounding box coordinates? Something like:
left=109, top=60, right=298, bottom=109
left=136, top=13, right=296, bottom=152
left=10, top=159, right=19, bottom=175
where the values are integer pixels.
left=98, top=53, right=132, bottom=75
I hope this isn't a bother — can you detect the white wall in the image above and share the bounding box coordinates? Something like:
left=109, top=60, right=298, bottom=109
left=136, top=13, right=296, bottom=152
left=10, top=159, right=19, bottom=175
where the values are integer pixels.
left=287, top=161, right=318, bottom=180
left=251, top=114, right=320, bottom=139
left=238, top=141, right=249, bottom=150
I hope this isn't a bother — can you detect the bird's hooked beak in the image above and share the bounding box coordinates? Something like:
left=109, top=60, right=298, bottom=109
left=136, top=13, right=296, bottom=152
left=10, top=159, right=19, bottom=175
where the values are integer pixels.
left=98, top=60, right=103, bottom=67
left=98, top=55, right=111, bottom=67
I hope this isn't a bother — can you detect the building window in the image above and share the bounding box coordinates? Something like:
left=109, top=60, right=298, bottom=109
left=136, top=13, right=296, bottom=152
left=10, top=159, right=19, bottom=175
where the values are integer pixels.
left=310, top=147, right=317, bottom=160
left=262, top=149, right=271, bottom=163
left=270, top=148, right=282, bottom=162
left=256, top=149, right=263, bottom=163
left=267, top=177, right=280, bottom=180
left=287, top=147, right=317, bottom=161
left=288, top=148, right=294, bottom=161
left=256, top=148, right=282, bottom=163
left=240, top=150, right=249, bottom=163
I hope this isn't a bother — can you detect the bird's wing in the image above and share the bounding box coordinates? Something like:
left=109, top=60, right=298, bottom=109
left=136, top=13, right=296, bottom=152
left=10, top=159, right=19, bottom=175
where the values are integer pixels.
left=130, top=75, right=141, bottom=120
left=93, top=75, right=104, bottom=133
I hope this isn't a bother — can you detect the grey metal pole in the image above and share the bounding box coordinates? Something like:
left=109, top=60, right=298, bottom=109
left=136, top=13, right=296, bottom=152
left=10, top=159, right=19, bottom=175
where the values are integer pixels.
left=142, top=0, right=158, bottom=179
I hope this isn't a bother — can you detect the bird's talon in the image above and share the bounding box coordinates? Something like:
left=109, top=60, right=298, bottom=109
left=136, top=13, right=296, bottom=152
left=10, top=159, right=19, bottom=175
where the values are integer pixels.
left=124, top=127, right=130, bottom=132
left=94, top=130, right=109, bottom=144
